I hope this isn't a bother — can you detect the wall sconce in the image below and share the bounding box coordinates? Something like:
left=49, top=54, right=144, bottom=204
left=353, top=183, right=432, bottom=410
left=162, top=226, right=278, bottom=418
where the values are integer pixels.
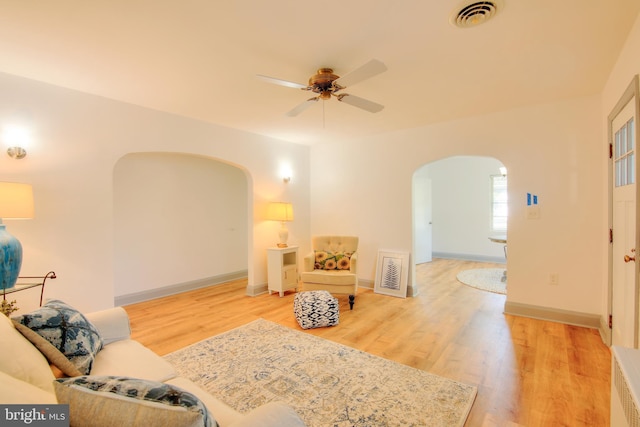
left=279, top=164, right=293, bottom=183
left=499, top=166, right=507, bottom=176
left=7, top=147, right=27, bottom=160
left=3, top=126, right=30, bottom=160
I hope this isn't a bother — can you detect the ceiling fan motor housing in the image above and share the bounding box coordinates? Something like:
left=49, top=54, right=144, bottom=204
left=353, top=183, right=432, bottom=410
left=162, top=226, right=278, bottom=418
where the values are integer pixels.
left=309, top=68, right=340, bottom=99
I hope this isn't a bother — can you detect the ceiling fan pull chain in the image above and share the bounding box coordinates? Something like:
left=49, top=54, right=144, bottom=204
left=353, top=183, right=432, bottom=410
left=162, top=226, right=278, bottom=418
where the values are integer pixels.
left=323, top=100, right=326, bottom=129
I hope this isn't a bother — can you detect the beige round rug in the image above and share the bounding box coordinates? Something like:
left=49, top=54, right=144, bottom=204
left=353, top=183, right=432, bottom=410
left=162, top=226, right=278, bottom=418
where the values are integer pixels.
left=456, top=268, right=507, bottom=294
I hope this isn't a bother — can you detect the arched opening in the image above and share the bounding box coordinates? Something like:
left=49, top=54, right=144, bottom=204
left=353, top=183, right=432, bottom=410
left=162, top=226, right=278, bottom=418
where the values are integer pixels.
left=412, top=155, right=507, bottom=294
left=113, top=152, right=249, bottom=305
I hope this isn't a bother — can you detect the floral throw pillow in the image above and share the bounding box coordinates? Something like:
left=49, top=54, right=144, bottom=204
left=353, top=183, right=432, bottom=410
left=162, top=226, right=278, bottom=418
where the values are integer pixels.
left=314, top=251, right=353, bottom=270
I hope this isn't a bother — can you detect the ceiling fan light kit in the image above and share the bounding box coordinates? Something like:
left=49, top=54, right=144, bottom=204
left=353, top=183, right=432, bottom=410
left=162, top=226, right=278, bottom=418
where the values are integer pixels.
left=257, top=59, right=387, bottom=117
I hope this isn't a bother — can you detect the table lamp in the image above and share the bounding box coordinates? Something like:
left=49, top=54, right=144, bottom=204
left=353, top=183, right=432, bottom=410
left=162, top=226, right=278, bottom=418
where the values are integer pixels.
left=0, top=182, right=34, bottom=290
left=267, top=202, right=294, bottom=248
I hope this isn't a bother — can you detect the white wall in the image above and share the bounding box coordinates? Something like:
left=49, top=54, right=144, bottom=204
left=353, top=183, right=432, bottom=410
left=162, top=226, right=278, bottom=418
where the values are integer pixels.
left=113, top=153, right=248, bottom=298
left=418, top=156, right=506, bottom=262
left=311, top=94, right=603, bottom=314
left=0, top=72, right=310, bottom=313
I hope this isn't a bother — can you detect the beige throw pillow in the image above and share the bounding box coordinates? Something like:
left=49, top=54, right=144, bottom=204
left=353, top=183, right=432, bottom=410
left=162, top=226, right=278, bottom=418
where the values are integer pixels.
left=12, top=320, right=82, bottom=377
left=0, top=313, right=56, bottom=393
left=54, top=376, right=215, bottom=427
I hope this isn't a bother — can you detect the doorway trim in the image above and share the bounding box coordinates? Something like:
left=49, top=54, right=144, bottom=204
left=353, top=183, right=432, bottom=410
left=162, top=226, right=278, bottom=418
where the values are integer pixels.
left=606, top=75, right=640, bottom=346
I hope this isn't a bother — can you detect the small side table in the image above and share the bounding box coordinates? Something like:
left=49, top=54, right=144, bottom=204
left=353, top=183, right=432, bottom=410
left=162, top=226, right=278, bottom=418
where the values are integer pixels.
left=267, top=246, right=298, bottom=297
left=2, top=271, right=57, bottom=307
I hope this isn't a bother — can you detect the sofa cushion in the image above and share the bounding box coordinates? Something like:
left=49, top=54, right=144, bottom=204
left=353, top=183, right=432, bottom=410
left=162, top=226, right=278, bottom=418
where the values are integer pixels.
left=84, top=307, right=132, bottom=345
left=311, top=236, right=358, bottom=255
left=0, top=370, right=57, bottom=404
left=15, top=300, right=103, bottom=374
left=90, top=339, right=177, bottom=382
left=54, top=376, right=215, bottom=427
left=12, top=320, right=83, bottom=377
left=0, top=312, right=56, bottom=393
left=167, top=377, right=242, bottom=427
left=314, top=251, right=352, bottom=270
left=300, top=270, right=357, bottom=285
left=228, top=402, right=306, bottom=427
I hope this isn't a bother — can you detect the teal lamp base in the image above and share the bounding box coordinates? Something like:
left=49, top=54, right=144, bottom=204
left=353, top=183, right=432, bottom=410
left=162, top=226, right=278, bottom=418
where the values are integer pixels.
left=0, top=224, right=22, bottom=290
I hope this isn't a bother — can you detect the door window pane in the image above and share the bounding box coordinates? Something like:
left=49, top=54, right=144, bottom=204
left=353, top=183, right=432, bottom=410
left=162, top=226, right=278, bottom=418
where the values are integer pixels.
left=615, top=118, right=635, bottom=187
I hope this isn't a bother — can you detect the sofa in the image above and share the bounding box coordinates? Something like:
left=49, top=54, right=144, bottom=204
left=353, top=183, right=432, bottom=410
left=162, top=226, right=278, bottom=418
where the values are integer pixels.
left=0, top=300, right=306, bottom=427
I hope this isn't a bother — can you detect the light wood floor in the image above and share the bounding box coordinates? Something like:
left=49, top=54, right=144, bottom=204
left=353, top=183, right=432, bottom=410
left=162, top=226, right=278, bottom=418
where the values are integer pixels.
left=124, top=258, right=611, bottom=427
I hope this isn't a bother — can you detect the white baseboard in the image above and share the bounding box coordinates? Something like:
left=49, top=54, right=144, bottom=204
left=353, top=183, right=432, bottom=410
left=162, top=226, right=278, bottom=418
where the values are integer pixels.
left=115, top=270, right=248, bottom=306
left=246, top=282, right=268, bottom=296
left=503, top=301, right=601, bottom=329
left=359, top=279, right=374, bottom=290
left=599, top=316, right=611, bottom=345
left=432, top=252, right=506, bottom=264
left=356, top=279, right=418, bottom=297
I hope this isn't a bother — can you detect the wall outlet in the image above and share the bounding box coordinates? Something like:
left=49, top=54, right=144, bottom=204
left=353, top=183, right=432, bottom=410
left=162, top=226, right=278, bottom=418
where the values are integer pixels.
left=526, top=206, right=541, bottom=220
left=549, top=273, right=559, bottom=286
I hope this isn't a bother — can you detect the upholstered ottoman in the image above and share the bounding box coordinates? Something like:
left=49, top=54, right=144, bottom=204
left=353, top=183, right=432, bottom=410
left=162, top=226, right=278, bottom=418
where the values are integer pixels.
left=293, top=290, right=339, bottom=329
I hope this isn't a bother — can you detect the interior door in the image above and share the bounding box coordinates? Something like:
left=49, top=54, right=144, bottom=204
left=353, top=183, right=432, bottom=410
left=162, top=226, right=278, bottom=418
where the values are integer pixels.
left=413, top=176, right=433, bottom=264
left=611, top=92, right=638, bottom=347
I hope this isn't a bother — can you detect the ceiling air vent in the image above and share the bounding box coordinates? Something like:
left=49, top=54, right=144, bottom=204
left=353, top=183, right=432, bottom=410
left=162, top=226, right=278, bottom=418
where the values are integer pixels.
left=450, top=0, right=503, bottom=28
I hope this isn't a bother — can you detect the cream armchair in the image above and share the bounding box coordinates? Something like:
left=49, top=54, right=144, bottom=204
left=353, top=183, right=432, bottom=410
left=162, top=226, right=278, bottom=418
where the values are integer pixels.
left=300, top=236, right=359, bottom=310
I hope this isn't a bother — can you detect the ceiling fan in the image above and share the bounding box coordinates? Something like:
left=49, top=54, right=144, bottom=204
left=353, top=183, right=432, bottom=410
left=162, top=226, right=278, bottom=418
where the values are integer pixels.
left=257, top=59, right=387, bottom=117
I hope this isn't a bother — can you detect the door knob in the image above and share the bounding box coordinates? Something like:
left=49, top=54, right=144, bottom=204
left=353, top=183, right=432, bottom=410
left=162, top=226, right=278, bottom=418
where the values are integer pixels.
left=625, top=248, right=636, bottom=263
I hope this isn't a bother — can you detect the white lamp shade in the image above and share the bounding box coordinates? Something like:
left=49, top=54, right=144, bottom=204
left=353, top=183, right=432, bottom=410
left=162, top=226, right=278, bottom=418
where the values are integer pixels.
left=0, top=182, right=34, bottom=219
left=267, top=202, right=294, bottom=222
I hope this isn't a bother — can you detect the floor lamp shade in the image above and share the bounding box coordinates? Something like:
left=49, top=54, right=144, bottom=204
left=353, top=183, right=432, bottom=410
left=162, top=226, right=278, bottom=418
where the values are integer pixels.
left=0, top=182, right=34, bottom=290
left=267, top=202, right=294, bottom=247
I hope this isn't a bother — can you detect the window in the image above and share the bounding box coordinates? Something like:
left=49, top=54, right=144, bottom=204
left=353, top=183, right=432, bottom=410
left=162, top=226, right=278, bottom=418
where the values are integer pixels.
left=615, top=117, right=635, bottom=187
left=491, top=175, right=508, bottom=231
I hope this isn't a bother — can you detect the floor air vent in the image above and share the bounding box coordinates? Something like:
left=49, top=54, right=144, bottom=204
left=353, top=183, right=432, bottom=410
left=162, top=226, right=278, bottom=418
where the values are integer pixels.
left=450, top=1, right=503, bottom=28
left=612, top=346, right=640, bottom=427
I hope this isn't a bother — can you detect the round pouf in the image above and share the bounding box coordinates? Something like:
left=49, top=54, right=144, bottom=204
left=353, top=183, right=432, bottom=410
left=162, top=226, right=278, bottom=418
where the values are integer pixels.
left=294, top=290, right=339, bottom=329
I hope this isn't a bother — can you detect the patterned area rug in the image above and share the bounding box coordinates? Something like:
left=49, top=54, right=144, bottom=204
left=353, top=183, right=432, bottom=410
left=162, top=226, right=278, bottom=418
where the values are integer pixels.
left=456, top=268, right=507, bottom=294
left=165, top=319, right=477, bottom=427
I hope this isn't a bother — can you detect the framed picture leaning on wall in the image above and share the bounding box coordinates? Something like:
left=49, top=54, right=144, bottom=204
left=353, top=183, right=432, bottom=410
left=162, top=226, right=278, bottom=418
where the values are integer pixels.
left=374, top=250, right=410, bottom=298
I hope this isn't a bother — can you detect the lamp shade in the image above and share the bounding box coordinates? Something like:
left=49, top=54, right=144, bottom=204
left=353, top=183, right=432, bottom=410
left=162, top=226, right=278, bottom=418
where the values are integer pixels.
left=0, top=182, right=34, bottom=219
left=0, top=182, right=34, bottom=290
left=267, top=202, right=294, bottom=222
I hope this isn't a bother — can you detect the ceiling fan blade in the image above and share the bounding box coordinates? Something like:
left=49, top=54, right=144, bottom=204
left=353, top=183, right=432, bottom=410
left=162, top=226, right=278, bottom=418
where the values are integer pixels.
left=286, top=97, right=319, bottom=117
left=333, top=59, right=387, bottom=88
left=336, top=94, right=384, bottom=113
left=256, top=74, right=308, bottom=90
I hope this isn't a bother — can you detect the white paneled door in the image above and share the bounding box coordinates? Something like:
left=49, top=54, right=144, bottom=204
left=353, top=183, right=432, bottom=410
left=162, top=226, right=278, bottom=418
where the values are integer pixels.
left=413, top=177, right=433, bottom=264
left=611, top=94, right=637, bottom=347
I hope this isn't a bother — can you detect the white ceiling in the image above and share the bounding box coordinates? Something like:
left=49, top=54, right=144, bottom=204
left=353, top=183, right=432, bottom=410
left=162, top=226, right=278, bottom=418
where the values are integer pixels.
left=0, top=0, right=638, bottom=145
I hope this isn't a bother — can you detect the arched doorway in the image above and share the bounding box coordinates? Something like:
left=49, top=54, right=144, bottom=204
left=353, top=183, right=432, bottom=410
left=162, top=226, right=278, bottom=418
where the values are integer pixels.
left=113, top=152, right=249, bottom=305
left=412, top=156, right=507, bottom=287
